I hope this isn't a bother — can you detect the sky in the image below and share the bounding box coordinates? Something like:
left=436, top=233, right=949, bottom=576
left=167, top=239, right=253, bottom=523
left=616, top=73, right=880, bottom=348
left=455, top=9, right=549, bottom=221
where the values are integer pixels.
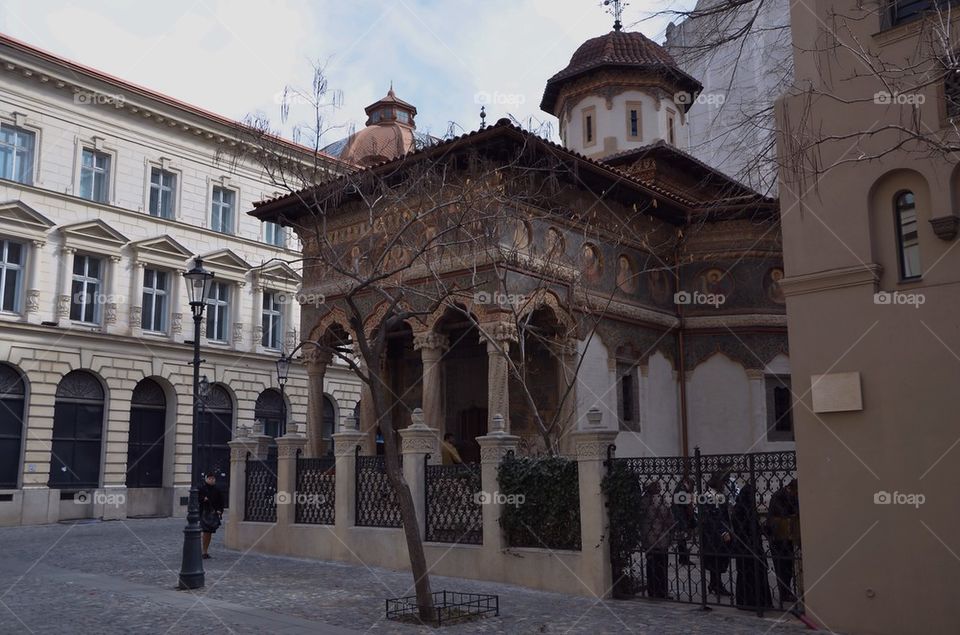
left=0, top=0, right=694, bottom=147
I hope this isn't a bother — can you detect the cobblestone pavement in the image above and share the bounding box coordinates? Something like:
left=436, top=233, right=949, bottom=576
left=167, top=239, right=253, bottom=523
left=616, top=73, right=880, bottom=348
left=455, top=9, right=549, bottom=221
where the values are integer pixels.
left=0, top=517, right=815, bottom=634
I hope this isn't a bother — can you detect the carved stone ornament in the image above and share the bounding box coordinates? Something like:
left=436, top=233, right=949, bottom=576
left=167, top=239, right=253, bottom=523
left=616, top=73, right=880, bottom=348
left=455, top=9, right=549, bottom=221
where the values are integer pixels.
left=129, top=306, right=142, bottom=329
left=233, top=322, right=244, bottom=343
left=105, top=302, right=118, bottom=324
left=401, top=436, right=436, bottom=453
left=25, top=289, right=39, bottom=313
left=57, top=294, right=70, bottom=318
left=171, top=312, right=183, bottom=334
left=479, top=444, right=517, bottom=465
left=930, top=215, right=960, bottom=241
left=413, top=331, right=449, bottom=351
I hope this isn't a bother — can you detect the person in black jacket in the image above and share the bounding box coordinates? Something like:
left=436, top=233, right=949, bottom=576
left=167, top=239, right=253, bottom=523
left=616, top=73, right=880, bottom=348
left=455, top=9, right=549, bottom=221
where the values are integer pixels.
left=702, top=471, right=734, bottom=596
left=199, top=472, right=224, bottom=559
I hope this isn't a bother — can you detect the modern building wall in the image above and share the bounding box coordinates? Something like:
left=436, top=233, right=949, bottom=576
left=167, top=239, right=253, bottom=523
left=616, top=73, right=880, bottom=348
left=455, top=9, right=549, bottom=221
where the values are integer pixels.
left=0, top=35, right=361, bottom=526
left=777, top=3, right=960, bottom=633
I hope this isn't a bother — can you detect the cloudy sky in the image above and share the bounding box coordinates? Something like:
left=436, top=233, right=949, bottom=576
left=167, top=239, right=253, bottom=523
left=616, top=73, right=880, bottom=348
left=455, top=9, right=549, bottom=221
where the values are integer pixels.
left=0, top=0, right=694, bottom=146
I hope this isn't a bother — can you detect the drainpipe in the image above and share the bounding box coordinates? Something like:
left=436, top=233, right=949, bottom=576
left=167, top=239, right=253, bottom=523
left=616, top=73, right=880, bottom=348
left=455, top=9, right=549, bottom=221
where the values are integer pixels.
left=675, top=229, right=690, bottom=457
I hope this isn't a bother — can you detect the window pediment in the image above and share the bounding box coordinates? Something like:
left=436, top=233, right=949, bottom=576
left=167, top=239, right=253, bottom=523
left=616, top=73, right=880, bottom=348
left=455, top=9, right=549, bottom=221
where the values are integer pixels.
left=255, top=260, right=301, bottom=291
left=199, top=249, right=250, bottom=283
left=59, top=219, right=128, bottom=255
left=0, top=200, right=54, bottom=242
left=131, top=235, right=194, bottom=270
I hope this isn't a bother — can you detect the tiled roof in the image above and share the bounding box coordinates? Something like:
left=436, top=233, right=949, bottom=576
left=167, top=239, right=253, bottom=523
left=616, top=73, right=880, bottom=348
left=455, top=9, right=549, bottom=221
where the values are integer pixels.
left=541, top=30, right=702, bottom=114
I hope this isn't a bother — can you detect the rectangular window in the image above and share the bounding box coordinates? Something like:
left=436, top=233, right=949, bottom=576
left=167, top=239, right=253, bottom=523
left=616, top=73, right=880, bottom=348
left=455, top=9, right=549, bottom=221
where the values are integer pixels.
left=626, top=102, right=643, bottom=140
left=616, top=362, right=639, bottom=432
left=141, top=268, right=168, bottom=333
left=0, top=123, right=35, bottom=184
left=261, top=290, right=283, bottom=349
left=630, top=111, right=639, bottom=137
left=896, top=191, right=921, bottom=279
left=889, top=1, right=958, bottom=27
left=80, top=149, right=111, bottom=203
left=205, top=281, right=230, bottom=342
left=70, top=255, right=102, bottom=323
left=264, top=222, right=285, bottom=247
left=148, top=167, right=177, bottom=218
left=667, top=112, right=677, bottom=145
left=586, top=115, right=593, bottom=143
left=211, top=186, right=236, bottom=234
left=0, top=239, right=24, bottom=312
left=766, top=375, right=794, bottom=441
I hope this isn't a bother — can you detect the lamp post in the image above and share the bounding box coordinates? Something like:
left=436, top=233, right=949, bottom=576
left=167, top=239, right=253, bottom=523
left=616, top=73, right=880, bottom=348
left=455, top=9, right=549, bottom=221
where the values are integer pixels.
left=179, top=258, right=214, bottom=590
left=275, top=352, right=291, bottom=437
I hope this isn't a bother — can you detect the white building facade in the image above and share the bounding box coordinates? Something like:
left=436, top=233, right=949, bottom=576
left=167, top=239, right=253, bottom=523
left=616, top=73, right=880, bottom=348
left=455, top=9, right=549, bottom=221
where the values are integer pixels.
left=0, top=34, right=361, bottom=526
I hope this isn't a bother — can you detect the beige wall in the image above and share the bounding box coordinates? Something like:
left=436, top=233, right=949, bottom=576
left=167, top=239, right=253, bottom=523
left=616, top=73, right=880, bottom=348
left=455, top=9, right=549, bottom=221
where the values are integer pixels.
left=777, top=3, right=960, bottom=633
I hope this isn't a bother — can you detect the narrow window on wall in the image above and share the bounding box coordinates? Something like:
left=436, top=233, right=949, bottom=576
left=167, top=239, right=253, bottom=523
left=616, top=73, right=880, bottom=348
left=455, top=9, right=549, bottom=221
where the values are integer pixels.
left=766, top=375, right=794, bottom=441
left=616, top=362, right=639, bottom=432
left=141, top=268, right=168, bottom=333
left=211, top=186, right=235, bottom=234
left=70, top=255, right=103, bottom=323
left=0, top=238, right=24, bottom=312
left=80, top=149, right=111, bottom=203
left=586, top=115, right=594, bottom=143
left=895, top=191, right=921, bottom=280
left=630, top=110, right=639, bottom=138
left=205, top=281, right=230, bottom=342
left=0, top=123, right=35, bottom=184
left=149, top=167, right=177, bottom=219
left=261, top=290, right=283, bottom=349
left=667, top=111, right=677, bottom=145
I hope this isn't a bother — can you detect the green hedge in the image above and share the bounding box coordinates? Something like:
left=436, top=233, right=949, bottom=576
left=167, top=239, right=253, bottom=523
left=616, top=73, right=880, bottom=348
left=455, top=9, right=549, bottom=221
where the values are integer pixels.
left=497, top=454, right=581, bottom=551
left=601, top=460, right=645, bottom=597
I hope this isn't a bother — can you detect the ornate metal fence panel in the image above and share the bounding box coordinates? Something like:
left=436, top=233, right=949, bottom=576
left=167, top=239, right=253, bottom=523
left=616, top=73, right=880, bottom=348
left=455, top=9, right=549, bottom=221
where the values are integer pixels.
left=244, top=455, right=278, bottom=523
left=295, top=454, right=336, bottom=525
left=355, top=448, right=402, bottom=528
left=425, top=462, right=483, bottom=545
left=605, top=449, right=802, bottom=616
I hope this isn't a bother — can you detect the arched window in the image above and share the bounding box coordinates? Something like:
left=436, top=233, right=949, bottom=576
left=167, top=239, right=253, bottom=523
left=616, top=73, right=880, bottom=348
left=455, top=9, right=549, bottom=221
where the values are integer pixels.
left=50, top=371, right=104, bottom=489
left=0, top=364, right=25, bottom=488
left=197, top=384, right=233, bottom=501
left=322, top=396, right=336, bottom=456
left=254, top=389, right=284, bottom=438
left=895, top=191, right=921, bottom=279
left=126, top=379, right=166, bottom=489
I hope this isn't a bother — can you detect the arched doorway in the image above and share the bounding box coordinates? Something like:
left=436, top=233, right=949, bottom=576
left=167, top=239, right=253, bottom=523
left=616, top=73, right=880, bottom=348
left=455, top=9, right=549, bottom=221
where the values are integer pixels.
left=0, top=364, right=26, bottom=489
left=322, top=395, right=336, bottom=456
left=126, top=378, right=166, bottom=489
left=197, top=384, right=233, bottom=500
left=49, top=370, right=105, bottom=489
left=254, top=388, right=284, bottom=439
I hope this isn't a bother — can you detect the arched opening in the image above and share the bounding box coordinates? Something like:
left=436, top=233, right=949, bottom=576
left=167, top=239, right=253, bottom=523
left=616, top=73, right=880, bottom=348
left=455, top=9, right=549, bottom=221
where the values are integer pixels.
left=322, top=395, right=336, bottom=456
left=126, top=378, right=166, bottom=489
left=197, top=384, right=233, bottom=500
left=384, top=320, right=422, bottom=432
left=0, top=363, right=26, bottom=489
left=49, top=370, right=105, bottom=489
left=511, top=307, right=564, bottom=455
left=254, top=388, right=284, bottom=439
left=437, top=307, right=488, bottom=463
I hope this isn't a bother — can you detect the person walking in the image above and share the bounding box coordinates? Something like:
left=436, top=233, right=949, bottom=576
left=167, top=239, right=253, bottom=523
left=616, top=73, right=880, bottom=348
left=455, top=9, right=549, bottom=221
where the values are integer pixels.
left=767, top=479, right=800, bottom=604
left=640, top=482, right=673, bottom=599
left=199, top=472, right=224, bottom=559
left=441, top=432, right=463, bottom=465
left=732, top=484, right=772, bottom=610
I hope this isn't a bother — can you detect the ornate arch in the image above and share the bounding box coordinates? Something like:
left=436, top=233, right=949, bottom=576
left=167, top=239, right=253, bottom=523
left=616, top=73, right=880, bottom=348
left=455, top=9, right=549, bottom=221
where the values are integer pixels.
left=518, top=289, right=575, bottom=332
left=308, top=305, right=351, bottom=342
left=424, top=297, right=488, bottom=333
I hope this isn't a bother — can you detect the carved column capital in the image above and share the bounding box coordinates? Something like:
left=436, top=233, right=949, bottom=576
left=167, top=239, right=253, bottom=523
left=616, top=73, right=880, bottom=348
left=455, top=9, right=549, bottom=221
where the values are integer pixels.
left=413, top=331, right=449, bottom=352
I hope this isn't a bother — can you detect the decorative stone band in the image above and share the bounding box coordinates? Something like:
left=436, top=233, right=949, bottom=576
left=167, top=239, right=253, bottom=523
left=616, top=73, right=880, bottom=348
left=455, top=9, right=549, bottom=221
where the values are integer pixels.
left=401, top=435, right=437, bottom=453
left=275, top=436, right=308, bottom=458
left=683, top=314, right=788, bottom=329
left=332, top=431, right=366, bottom=457
left=477, top=433, right=521, bottom=465
left=572, top=430, right=619, bottom=460
left=779, top=263, right=882, bottom=298
left=228, top=439, right=260, bottom=462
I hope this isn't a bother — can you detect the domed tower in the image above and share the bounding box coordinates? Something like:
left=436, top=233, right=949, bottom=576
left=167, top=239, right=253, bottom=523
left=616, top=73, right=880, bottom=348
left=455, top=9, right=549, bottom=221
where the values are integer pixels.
left=323, top=86, right=428, bottom=167
left=540, top=23, right=702, bottom=160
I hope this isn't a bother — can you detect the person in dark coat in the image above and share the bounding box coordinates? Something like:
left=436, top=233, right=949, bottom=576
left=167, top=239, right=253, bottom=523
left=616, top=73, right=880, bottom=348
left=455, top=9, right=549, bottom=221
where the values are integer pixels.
left=671, top=475, right=696, bottom=566
left=701, top=470, right=734, bottom=596
left=731, top=484, right=772, bottom=610
left=640, top=482, right=673, bottom=599
left=767, top=479, right=800, bottom=604
left=199, top=472, right=224, bottom=559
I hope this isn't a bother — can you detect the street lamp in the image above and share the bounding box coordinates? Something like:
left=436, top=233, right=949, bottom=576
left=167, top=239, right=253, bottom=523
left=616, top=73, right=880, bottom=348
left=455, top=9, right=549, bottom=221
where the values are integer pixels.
left=275, top=352, right=291, bottom=437
left=179, top=258, right=214, bottom=590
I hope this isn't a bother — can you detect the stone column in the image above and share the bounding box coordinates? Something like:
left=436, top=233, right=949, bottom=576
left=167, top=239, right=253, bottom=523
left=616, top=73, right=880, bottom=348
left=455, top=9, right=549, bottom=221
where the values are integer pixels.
left=332, top=426, right=365, bottom=530
left=275, top=435, right=307, bottom=528
left=251, top=279, right=263, bottom=353
left=573, top=408, right=619, bottom=599
left=58, top=246, right=75, bottom=320
left=476, top=414, right=519, bottom=551
left=482, top=322, right=517, bottom=434
left=413, top=331, right=448, bottom=434
left=104, top=255, right=121, bottom=331
left=225, top=436, right=259, bottom=547
left=170, top=268, right=184, bottom=343
left=129, top=260, right=145, bottom=336
left=399, top=408, right=439, bottom=539
left=25, top=240, right=44, bottom=324
left=303, top=345, right=331, bottom=457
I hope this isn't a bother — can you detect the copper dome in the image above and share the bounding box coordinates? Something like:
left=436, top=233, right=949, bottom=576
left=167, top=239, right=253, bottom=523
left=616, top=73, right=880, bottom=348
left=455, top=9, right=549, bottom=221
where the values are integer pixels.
left=540, top=30, right=702, bottom=115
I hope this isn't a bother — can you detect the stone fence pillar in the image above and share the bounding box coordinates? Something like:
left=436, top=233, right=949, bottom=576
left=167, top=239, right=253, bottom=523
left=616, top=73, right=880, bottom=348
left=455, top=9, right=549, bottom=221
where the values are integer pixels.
left=399, top=408, right=439, bottom=539
left=332, top=415, right=365, bottom=530
left=275, top=434, right=307, bottom=527
left=573, top=408, right=618, bottom=599
left=476, top=414, right=519, bottom=552
left=225, top=436, right=259, bottom=546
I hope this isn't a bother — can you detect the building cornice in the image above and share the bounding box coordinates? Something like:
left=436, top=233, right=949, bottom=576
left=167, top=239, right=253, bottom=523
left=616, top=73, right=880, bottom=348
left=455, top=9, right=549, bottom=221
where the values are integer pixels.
left=780, top=264, right=882, bottom=297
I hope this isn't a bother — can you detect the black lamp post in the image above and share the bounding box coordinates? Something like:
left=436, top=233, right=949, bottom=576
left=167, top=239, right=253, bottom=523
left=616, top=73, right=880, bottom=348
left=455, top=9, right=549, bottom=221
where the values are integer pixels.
left=275, top=353, right=291, bottom=437
left=179, top=257, right=214, bottom=590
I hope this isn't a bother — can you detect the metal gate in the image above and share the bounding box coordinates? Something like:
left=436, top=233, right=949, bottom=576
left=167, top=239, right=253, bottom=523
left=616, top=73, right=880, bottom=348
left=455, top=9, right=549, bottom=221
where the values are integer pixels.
left=605, top=448, right=802, bottom=616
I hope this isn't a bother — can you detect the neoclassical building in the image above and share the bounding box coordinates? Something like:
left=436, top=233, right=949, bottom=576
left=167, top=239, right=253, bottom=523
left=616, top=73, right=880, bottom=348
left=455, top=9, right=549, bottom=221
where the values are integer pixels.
left=0, top=34, right=361, bottom=526
left=253, top=24, right=793, bottom=461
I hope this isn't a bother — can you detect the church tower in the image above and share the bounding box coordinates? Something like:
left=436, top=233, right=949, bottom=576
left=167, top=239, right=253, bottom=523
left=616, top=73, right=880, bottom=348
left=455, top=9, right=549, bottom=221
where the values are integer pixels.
left=540, top=18, right=702, bottom=160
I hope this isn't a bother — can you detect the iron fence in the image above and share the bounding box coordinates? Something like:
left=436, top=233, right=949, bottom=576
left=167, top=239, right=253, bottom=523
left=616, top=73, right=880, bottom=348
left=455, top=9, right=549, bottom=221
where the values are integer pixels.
left=355, top=447, right=403, bottom=528
left=605, top=448, right=802, bottom=616
left=424, top=460, right=483, bottom=545
left=295, top=452, right=336, bottom=525
left=244, top=454, right=278, bottom=523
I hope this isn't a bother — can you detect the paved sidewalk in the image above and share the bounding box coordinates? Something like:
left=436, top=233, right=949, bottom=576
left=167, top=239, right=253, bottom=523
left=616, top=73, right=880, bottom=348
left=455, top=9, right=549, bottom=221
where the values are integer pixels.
left=0, top=518, right=813, bottom=634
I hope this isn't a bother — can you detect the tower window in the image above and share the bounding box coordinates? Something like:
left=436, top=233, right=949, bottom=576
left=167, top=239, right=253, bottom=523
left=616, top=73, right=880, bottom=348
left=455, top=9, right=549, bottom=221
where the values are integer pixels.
left=626, top=101, right=643, bottom=140
left=583, top=106, right=597, bottom=147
